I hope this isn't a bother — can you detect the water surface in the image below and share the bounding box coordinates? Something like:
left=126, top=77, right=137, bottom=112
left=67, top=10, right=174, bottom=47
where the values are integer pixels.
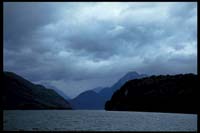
left=3, top=110, right=197, bottom=131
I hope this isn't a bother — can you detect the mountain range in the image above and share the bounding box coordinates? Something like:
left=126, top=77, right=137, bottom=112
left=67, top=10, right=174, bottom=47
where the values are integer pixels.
left=3, top=71, right=197, bottom=113
left=69, top=71, right=147, bottom=109
left=3, top=71, right=72, bottom=109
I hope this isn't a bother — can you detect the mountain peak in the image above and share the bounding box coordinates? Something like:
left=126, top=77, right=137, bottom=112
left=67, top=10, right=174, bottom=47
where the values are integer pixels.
left=93, top=87, right=104, bottom=93
left=78, top=90, right=98, bottom=97
left=121, top=71, right=140, bottom=81
left=125, top=71, right=139, bottom=76
left=70, top=90, right=106, bottom=109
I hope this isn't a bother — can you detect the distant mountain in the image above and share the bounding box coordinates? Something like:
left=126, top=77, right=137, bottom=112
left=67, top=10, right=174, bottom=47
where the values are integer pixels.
left=53, top=87, right=71, bottom=100
left=3, top=71, right=72, bottom=109
left=92, top=87, right=104, bottom=93
left=69, top=90, right=106, bottom=109
left=41, top=83, right=71, bottom=101
left=99, top=71, right=147, bottom=100
left=70, top=71, right=147, bottom=109
left=105, top=74, right=198, bottom=113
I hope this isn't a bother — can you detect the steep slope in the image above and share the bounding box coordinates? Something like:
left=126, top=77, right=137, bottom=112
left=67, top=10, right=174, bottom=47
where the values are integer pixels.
left=99, top=71, right=147, bottom=100
left=105, top=74, right=198, bottom=113
left=52, top=87, right=71, bottom=101
left=53, top=88, right=71, bottom=101
left=92, top=87, right=104, bottom=93
left=3, top=71, right=72, bottom=109
left=41, top=83, right=71, bottom=101
left=70, top=90, right=106, bottom=109
left=70, top=71, right=147, bottom=109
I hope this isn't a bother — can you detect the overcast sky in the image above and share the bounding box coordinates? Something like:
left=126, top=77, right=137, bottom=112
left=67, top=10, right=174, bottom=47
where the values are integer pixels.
left=3, top=2, right=197, bottom=98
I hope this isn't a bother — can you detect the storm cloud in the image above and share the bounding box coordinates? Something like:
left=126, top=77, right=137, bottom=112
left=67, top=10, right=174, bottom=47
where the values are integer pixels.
left=3, top=2, right=197, bottom=98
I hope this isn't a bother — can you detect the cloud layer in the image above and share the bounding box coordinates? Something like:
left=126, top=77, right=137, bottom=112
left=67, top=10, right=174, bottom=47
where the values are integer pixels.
left=3, top=2, right=197, bottom=98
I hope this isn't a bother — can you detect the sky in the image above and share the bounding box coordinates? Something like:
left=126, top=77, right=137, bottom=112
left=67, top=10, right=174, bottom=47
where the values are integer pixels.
left=3, top=2, right=197, bottom=98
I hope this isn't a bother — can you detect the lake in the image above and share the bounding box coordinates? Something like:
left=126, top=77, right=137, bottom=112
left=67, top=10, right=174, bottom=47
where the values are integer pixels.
left=3, top=110, right=197, bottom=131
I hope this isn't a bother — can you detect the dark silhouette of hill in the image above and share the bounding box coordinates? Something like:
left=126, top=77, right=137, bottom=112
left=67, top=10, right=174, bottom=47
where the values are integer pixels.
left=70, top=71, right=147, bottom=109
left=105, top=73, right=198, bottom=113
left=70, top=90, right=106, bottom=109
left=3, top=71, right=72, bottom=109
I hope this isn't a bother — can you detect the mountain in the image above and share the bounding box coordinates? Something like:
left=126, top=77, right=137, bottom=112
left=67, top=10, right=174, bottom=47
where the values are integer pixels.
left=70, top=71, right=147, bottom=109
left=69, top=90, right=106, bottom=109
left=92, top=87, right=104, bottom=93
left=2, top=71, right=72, bottom=109
left=105, top=73, right=198, bottom=113
left=41, top=83, right=71, bottom=101
left=99, top=71, right=147, bottom=100
left=53, top=87, right=71, bottom=100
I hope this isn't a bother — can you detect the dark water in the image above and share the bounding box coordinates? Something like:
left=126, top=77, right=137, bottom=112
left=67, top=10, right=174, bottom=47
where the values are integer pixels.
left=3, top=110, right=197, bottom=131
